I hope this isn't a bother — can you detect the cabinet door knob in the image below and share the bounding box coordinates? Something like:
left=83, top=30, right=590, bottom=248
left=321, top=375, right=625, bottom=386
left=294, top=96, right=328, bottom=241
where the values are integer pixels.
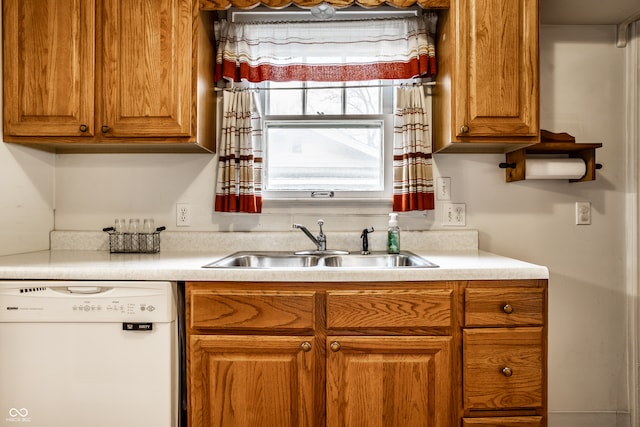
left=502, top=366, right=513, bottom=377
left=300, top=341, right=312, bottom=352
left=79, top=124, right=88, bottom=132
left=502, top=304, right=514, bottom=314
left=101, top=125, right=111, bottom=133
left=330, top=341, right=341, bottom=352
left=460, top=125, right=470, bottom=134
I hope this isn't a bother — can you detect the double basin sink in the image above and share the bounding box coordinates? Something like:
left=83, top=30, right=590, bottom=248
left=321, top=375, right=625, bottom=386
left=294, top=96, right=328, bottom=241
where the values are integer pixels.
left=203, top=251, right=438, bottom=269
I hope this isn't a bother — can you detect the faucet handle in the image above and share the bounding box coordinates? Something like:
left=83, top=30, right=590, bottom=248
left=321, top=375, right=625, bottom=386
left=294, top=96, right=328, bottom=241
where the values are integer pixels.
left=317, top=219, right=325, bottom=234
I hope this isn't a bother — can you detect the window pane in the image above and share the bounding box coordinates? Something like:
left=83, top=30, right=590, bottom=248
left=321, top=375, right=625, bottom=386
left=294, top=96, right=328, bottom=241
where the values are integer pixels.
left=306, top=82, right=342, bottom=115
left=346, top=81, right=382, bottom=114
left=265, top=122, right=383, bottom=191
left=267, top=82, right=303, bottom=115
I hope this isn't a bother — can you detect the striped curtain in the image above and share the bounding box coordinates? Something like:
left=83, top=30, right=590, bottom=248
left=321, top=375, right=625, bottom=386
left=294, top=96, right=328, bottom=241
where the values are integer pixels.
left=392, top=86, right=434, bottom=211
left=215, top=90, right=263, bottom=213
left=214, top=15, right=437, bottom=83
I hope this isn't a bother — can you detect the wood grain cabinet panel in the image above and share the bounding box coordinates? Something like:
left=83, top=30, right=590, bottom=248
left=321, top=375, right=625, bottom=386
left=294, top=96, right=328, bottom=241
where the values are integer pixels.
left=326, top=289, right=453, bottom=330
left=456, top=0, right=538, bottom=138
left=465, top=288, right=544, bottom=327
left=3, top=0, right=95, bottom=137
left=435, top=0, right=539, bottom=152
left=326, top=336, right=453, bottom=427
left=102, top=0, right=192, bottom=137
left=190, top=290, right=316, bottom=330
left=189, top=335, right=318, bottom=427
left=463, top=328, right=543, bottom=410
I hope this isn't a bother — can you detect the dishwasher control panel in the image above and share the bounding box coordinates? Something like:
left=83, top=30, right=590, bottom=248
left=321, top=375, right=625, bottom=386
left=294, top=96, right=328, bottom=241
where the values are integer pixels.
left=0, top=281, right=175, bottom=322
left=72, top=302, right=156, bottom=313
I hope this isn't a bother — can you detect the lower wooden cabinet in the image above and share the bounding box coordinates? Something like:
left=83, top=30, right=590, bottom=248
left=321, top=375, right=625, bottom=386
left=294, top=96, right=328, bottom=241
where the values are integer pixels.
left=186, top=280, right=547, bottom=427
left=189, top=335, right=318, bottom=427
left=326, top=336, right=452, bottom=427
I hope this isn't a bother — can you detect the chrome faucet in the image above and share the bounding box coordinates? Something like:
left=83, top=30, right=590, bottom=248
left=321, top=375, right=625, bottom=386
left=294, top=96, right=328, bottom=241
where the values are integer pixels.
left=293, top=219, right=326, bottom=252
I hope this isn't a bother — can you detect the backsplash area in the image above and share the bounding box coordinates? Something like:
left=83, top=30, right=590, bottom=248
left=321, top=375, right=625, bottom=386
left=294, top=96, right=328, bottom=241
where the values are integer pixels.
left=50, top=229, right=479, bottom=253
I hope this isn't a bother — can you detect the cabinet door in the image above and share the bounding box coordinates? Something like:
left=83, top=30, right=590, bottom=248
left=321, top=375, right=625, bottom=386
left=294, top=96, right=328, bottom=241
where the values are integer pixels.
left=455, top=0, right=538, bottom=139
left=101, top=0, right=192, bottom=137
left=190, top=335, right=319, bottom=427
left=3, top=0, right=95, bottom=137
left=327, top=336, right=453, bottom=427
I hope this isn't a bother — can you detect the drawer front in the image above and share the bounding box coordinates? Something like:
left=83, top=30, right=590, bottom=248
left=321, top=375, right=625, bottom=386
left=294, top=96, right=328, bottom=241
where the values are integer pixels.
left=464, top=328, right=543, bottom=410
left=465, top=288, right=544, bottom=327
left=326, top=289, right=453, bottom=329
left=190, top=290, right=316, bottom=330
left=463, top=417, right=543, bottom=427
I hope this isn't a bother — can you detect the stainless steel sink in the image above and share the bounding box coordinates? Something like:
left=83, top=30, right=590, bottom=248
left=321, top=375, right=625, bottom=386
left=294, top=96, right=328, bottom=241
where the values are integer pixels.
left=203, top=252, right=321, bottom=268
left=203, top=251, right=438, bottom=269
left=322, top=252, right=439, bottom=268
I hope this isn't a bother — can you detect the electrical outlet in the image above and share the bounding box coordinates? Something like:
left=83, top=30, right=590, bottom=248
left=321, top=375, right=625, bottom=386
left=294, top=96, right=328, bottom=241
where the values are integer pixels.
left=576, top=201, right=591, bottom=225
left=436, top=177, right=451, bottom=201
left=442, top=203, right=466, bottom=226
left=176, top=203, right=191, bottom=227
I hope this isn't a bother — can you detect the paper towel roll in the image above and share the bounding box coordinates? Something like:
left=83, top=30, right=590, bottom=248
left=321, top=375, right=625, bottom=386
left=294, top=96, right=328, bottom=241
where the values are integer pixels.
left=525, top=158, right=587, bottom=180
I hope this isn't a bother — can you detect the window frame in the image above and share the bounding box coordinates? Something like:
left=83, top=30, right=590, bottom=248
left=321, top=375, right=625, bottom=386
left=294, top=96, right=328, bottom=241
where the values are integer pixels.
left=258, top=82, right=396, bottom=201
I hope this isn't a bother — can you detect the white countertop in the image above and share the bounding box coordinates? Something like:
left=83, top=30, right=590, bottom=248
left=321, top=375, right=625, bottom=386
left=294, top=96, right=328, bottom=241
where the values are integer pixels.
left=0, top=249, right=548, bottom=282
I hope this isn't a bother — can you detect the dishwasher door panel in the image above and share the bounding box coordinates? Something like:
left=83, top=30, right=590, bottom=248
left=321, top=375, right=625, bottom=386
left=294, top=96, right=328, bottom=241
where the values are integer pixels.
left=0, top=322, right=177, bottom=427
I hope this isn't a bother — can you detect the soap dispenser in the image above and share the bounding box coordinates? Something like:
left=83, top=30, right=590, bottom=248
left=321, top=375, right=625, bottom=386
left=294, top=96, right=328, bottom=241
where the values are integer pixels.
left=387, top=213, right=400, bottom=254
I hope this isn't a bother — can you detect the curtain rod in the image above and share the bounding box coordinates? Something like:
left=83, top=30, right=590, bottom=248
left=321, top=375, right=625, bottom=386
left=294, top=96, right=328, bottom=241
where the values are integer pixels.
left=214, top=81, right=436, bottom=92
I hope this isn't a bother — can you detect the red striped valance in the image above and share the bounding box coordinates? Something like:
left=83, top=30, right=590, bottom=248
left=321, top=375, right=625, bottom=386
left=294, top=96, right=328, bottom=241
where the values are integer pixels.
left=215, top=15, right=437, bottom=83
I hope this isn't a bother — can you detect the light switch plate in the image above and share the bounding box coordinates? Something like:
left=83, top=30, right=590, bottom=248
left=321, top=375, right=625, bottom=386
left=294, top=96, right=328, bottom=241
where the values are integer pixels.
left=436, top=177, right=451, bottom=201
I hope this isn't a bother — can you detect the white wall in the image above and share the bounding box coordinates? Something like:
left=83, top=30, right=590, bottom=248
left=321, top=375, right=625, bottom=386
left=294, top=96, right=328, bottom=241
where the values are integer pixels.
left=0, top=143, right=55, bottom=256
left=52, top=25, right=630, bottom=425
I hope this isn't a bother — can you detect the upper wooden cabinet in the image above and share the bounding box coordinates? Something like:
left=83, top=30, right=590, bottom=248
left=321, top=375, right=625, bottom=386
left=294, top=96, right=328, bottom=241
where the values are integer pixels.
left=3, top=0, right=95, bottom=137
left=2, top=0, right=215, bottom=153
left=101, top=0, right=192, bottom=138
left=434, top=0, right=540, bottom=153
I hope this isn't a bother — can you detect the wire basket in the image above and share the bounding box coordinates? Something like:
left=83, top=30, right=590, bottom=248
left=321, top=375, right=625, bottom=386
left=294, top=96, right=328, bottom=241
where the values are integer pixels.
left=103, top=227, right=165, bottom=254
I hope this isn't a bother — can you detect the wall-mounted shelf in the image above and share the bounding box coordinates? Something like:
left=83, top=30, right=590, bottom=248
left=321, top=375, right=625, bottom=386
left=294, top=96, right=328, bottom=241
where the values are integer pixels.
left=499, top=130, right=602, bottom=182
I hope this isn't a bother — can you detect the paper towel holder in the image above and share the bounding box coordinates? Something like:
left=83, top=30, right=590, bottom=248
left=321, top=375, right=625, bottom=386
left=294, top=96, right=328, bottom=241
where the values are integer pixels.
left=499, top=130, right=602, bottom=182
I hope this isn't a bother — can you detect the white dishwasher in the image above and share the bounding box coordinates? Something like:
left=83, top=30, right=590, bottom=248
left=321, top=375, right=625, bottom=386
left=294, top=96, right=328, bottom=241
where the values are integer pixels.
left=0, top=281, right=178, bottom=427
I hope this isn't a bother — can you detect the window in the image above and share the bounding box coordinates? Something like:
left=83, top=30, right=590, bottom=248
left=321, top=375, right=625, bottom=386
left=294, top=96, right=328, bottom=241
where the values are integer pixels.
left=217, top=8, right=437, bottom=206
left=260, top=80, right=396, bottom=199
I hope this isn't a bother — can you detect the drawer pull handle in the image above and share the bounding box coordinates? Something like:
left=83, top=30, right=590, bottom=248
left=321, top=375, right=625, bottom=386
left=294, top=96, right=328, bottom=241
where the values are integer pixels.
left=502, top=304, right=514, bottom=314
left=101, top=125, right=111, bottom=133
left=330, top=341, right=341, bottom=352
left=79, top=124, right=88, bottom=132
left=301, top=341, right=312, bottom=352
left=502, top=366, right=513, bottom=377
left=460, top=125, right=470, bottom=134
